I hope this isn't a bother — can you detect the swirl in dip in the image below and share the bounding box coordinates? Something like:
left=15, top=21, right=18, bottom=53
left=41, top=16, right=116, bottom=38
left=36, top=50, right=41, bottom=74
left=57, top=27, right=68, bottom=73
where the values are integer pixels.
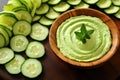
left=56, top=15, right=112, bottom=62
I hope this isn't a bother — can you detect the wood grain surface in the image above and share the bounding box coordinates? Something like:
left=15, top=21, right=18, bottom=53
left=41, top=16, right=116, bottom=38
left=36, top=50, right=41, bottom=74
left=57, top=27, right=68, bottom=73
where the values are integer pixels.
left=0, top=0, right=120, bottom=80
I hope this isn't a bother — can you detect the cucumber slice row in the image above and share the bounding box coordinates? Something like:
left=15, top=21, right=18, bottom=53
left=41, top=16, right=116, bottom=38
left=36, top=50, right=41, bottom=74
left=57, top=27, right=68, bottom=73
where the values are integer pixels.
left=0, top=0, right=47, bottom=79
left=95, top=0, right=120, bottom=19
left=81, top=0, right=120, bottom=19
left=0, top=0, right=46, bottom=78
left=9, top=0, right=120, bottom=21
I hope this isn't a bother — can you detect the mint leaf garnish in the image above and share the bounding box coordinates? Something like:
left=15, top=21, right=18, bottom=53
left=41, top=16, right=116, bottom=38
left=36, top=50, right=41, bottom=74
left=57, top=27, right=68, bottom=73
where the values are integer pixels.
left=74, top=24, right=94, bottom=44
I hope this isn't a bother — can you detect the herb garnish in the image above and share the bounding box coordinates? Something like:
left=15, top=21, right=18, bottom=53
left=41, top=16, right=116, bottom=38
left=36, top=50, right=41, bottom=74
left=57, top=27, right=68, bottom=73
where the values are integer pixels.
left=74, top=24, right=94, bottom=44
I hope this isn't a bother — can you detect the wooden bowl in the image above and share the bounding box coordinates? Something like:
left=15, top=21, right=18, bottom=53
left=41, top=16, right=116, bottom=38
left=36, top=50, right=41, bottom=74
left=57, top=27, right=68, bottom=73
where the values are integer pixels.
left=49, top=8, right=120, bottom=68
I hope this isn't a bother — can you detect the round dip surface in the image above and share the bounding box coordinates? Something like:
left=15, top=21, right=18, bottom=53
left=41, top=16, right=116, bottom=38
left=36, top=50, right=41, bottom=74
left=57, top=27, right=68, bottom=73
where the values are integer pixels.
left=56, top=15, right=112, bottom=62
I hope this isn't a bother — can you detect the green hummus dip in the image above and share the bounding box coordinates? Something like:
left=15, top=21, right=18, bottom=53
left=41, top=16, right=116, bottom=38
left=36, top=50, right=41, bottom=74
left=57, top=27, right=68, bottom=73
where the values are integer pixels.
left=56, top=15, right=112, bottom=62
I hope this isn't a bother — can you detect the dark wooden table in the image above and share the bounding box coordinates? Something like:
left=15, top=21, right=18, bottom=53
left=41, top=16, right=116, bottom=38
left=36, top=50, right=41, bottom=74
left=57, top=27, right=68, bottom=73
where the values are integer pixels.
left=1, top=0, right=120, bottom=80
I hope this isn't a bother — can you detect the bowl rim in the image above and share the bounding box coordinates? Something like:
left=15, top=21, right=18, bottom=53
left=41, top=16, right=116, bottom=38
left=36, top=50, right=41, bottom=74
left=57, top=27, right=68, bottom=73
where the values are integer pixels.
left=49, top=8, right=120, bottom=67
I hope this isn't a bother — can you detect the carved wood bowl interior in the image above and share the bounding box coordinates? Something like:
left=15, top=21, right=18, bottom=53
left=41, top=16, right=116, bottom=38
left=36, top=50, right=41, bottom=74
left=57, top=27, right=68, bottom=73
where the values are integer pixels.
left=49, top=8, right=120, bottom=68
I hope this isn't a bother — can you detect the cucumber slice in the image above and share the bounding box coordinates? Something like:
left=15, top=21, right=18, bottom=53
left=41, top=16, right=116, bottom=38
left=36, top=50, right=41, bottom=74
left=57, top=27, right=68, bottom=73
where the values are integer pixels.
left=0, top=48, right=14, bottom=64
left=73, top=1, right=90, bottom=9
left=30, top=23, right=49, bottom=41
left=36, top=4, right=49, bottom=15
left=104, top=5, right=120, bottom=14
left=3, top=4, right=27, bottom=12
left=67, top=0, right=81, bottom=5
left=4, top=28, right=12, bottom=37
left=48, top=0, right=61, bottom=5
left=19, top=0, right=33, bottom=12
left=53, top=2, right=70, bottom=12
left=26, top=41, right=45, bottom=58
left=0, top=27, right=9, bottom=46
left=12, top=6, right=27, bottom=12
left=0, top=11, right=17, bottom=18
left=21, top=59, right=42, bottom=78
left=115, top=9, right=120, bottom=19
left=0, top=34, right=5, bottom=48
left=0, top=12, right=17, bottom=30
left=96, top=0, right=112, bottom=9
left=33, top=15, right=41, bottom=22
left=112, top=0, right=120, bottom=6
left=0, top=24, right=12, bottom=37
left=30, top=0, right=41, bottom=17
left=10, top=35, right=29, bottom=52
left=45, top=7, right=60, bottom=20
left=23, top=0, right=33, bottom=10
left=31, top=6, right=36, bottom=17
left=8, top=0, right=22, bottom=5
left=5, top=54, right=25, bottom=74
left=83, top=0, right=99, bottom=4
left=39, top=16, right=54, bottom=26
left=30, top=0, right=41, bottom=9
left=3, top=4, right=16, bottom=11
left=13, top=20, right=31, bottom=36
left=3, top=0, right=27, bottom=11
left=41, top=0, right=48, bottom=3
left=15, top=10, right=32, bottom=23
